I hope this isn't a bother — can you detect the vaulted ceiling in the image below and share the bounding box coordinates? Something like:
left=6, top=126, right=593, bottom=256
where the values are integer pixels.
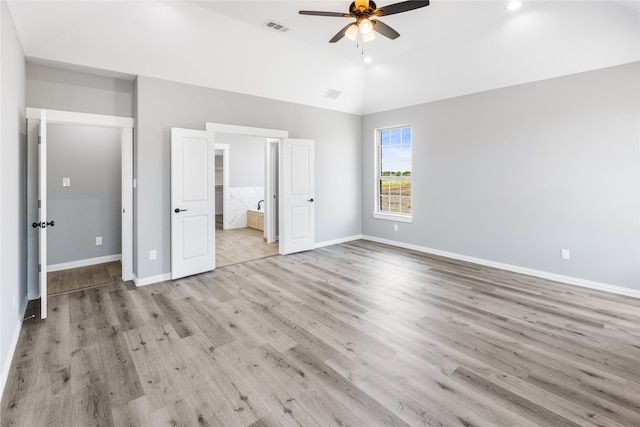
left=7, top=1, right=640, bottom=115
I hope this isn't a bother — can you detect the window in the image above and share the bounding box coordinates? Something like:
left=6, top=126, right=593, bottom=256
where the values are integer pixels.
left=375, top=126, right=412, bottom=221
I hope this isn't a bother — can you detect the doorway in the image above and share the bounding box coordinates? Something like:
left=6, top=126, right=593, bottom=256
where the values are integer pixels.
left=169, top=123, right=316, bottom=280
left=26, top=108, right=133, bottom=319
left=213, top=132, right=279, bottom=267
left=45, top=123, right=123, bottom=294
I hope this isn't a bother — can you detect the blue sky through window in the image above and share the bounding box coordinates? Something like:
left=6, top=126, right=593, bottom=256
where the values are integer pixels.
left=380, top=127, right=411, bottom=174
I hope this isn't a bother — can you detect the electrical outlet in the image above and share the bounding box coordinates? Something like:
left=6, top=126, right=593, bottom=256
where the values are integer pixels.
left=561, top=249, right=570, bottom=260
left=96, top=236, right=103, bottom=246
left=393, top=224, right=399, bottom=232
left=150, top=250, right=157, bottom=260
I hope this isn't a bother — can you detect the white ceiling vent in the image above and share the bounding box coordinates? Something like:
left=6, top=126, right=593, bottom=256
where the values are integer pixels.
left=323, top=88, right=342, bottom=100
left=263, top=20, right=290, bottom=33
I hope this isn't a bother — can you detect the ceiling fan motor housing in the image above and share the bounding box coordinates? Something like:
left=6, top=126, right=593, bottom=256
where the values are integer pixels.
left=350, top=1, right=377, bottom=17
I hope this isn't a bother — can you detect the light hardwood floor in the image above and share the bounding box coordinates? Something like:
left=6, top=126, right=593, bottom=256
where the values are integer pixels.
left=48, top=261, right=122, bottom=295
left=2, top=240, right=639, bottom=426
left=216, top=227, right=279, bottom=268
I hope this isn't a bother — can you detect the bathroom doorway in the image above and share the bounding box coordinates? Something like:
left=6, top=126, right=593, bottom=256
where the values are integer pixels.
left=214, top=132, right=279, bottom=267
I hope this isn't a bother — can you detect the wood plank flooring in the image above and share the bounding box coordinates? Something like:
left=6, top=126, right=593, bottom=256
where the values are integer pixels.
left=216, top=227, right=279, bottom=268
left=47, top=261, right=122, bottom=295
left=2, top=240, right=639, bottom=426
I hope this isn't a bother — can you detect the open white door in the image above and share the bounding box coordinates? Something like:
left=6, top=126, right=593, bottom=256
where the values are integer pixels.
left=171, top=128, right=216, bottom=280
left=38, top=110, right=48, bottom=319
left=279, top=138, right=315, bottom=255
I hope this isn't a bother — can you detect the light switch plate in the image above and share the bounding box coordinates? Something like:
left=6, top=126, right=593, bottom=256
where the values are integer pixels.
left=561, top=249, right=570, bottom=260
left=63, top=177, right=70, bottom=187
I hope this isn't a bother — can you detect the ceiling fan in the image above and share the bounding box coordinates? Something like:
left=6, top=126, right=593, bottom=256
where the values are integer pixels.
left=299, top=0, right=430, bottom=43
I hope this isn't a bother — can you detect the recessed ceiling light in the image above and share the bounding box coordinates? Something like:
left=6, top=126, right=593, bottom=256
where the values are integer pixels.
left=363, top=57, right=373, bottom=64
left=506, top=1, right=522, bottom=11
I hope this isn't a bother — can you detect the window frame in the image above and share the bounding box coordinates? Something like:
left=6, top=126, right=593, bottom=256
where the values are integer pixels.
left=373, top=125, right=413, bottom=223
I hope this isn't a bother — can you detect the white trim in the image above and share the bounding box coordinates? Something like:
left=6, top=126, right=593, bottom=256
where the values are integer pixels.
left=26, top=108, right=133, bottom=128
left=0, top=297, right=27, bottom=403
left=121, top=127, right=133, bottom=281
left=214, top=143, right=230, bottom=229
left=133, top=273, right=172, bottom=287
left=372, top=212, right=413, bottom=223
left=47, top=254, right=122, bottom=272
left=265, top=139, right=279, bottom=243
left=205, top=122, right=288, bottom=139
left=315, top=234, right=363, bottom=249
left=361, top=235, right=640, bottom=299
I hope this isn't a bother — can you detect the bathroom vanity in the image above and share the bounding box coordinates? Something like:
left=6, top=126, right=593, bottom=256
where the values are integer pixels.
left=247, top=210, right=264, bottom=231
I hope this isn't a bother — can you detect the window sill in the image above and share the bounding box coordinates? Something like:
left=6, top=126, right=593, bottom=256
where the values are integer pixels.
left=372, top=212, right=413, bottom=223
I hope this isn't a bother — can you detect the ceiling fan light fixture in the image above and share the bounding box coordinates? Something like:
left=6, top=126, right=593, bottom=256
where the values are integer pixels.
left=345, top=24, right=359, bottom=40
left=359, top=18, right=374, bottom=35
left=363, top=31, right=376, bottom=42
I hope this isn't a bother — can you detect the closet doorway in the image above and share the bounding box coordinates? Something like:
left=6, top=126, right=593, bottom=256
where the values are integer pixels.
left=45, top=123, right=123, bottom=294
left=26, top=108, right=133, bottom=318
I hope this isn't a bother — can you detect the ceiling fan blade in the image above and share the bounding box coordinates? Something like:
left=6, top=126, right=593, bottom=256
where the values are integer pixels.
left=329, top=23, right=355, bottom=43
left=371, top=19, right=400, bottom=40
left=374, top=0, right=429, bottom=17
left=299, top=10, right=351, bottom=18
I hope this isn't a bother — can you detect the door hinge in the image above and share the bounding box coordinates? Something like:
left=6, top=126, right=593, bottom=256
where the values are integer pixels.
left=38, top=136, right=41, bottom=145
left=38, top=200, right=41, bottom=208
left=38, top=264, right=41, bottom=273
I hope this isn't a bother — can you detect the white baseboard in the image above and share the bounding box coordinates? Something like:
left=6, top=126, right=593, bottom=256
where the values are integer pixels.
left=48, top=254, right=121, bottom=272
left=0, top=296, right=28, bottom=404
left=361, top=235, right=640, bottom=299
left=133, top=273, right=172, bottom=287
left=315, top=234, right=363, bottom=249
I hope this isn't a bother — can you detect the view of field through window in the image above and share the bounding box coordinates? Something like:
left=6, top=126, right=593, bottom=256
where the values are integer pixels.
left=378, top=126, right=412, bottom=215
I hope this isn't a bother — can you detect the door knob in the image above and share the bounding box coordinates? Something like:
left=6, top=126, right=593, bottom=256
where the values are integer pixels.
left=174, top=208, right=188, bottom=213
left=307, top=198, right=314, bottom=202
left=32, top=221, right=55, bottom=228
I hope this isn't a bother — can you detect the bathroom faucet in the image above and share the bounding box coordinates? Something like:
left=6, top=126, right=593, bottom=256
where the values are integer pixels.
left=257, top=200, right=264, bottom=211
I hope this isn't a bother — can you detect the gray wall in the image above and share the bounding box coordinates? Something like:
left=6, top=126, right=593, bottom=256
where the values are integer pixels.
left=26, top=63, right=134, bottom=117
left=362, top=62, right=640, bottom=291
left=136, top=76, right=362, bottom=279
left=47, top=124, right=122, bottom=265
left=217, top=133, right=265, bottom=188
left=1, top=1, right=27, bottom=399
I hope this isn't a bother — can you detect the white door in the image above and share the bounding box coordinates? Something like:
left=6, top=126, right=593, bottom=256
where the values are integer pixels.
left=279, top=138, right=315, bottom=255
left=38, top=110, right=48, bottom=319
left=171, top=128, right=216, bottom=280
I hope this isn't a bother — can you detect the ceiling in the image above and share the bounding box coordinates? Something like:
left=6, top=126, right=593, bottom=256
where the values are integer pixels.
left=7, top=1, right=640, bottom=115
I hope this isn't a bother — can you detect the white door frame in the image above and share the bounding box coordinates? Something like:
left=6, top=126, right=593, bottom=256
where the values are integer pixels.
left=26, top=108, right=134, bottom=293
left=205, top=123, right=288, bottom=248
left=265, top=139, right=279, bottom=243
left=214, top=144, right=230, bottom=229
